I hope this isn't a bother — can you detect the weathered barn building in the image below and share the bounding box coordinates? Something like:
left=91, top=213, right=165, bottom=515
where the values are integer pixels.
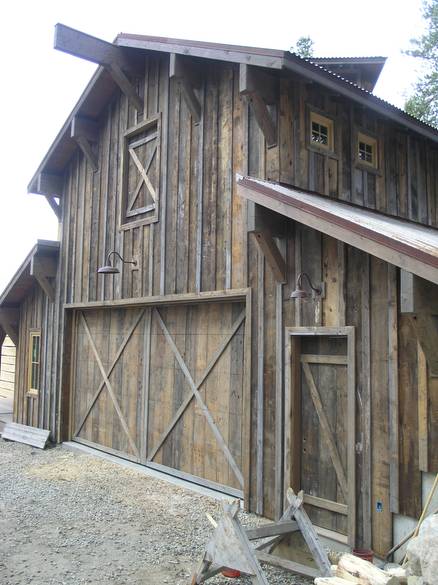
left=2, top=24, right=438, bottom=558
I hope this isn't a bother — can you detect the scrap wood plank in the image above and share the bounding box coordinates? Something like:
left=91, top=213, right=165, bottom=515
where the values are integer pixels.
left=1, top=422, right=50, bottom=449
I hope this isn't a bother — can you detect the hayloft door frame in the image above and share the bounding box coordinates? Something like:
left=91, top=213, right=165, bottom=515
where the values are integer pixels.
left=284, top=326, right=356, bottom=547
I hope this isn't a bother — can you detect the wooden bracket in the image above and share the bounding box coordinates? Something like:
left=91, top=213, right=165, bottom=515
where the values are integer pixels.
left=240, top=64, right=277, bottom=148
left=400, top=271, right=438, bottom=376
left=170, top=53, right=202, bottom=123
left=30, top=255, right=57, bottom=302
left=107, top=63, right=143, bottom=112
left=253, top=232, right=286, bottom=283
left=248, top=203, right=286, bottom=283
left=54, top=24, right=143, bottom=112
left=37, top=172, right=63, bottom=197
left=0, top=308, right=19, bottom=346
left=71, top=115, right=99, bottom=170
left=45, top=196, right=62, bottom=220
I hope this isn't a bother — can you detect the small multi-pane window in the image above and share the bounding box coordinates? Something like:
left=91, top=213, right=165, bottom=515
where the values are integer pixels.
left=28, top=331, right=41, bottom=396
left=357, top=132, right=377, bottom=168
left=310, top=112, right=334, bottom=151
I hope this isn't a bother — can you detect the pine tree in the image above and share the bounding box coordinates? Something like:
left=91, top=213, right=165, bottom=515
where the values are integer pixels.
left=405, top=0, right=438, bottom=127
left=292, top=37, right=314, bottom=59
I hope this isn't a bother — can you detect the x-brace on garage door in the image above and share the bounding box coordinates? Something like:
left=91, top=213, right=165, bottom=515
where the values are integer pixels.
left=70, top=300, right=249, bottom=497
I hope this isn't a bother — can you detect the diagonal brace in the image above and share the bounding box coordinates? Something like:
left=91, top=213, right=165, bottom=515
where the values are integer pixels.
left=153, top=308, right=245, bottom=487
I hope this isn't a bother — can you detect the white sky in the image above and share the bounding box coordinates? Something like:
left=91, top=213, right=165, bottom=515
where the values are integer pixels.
left=0, top=0, right=426, bottom=291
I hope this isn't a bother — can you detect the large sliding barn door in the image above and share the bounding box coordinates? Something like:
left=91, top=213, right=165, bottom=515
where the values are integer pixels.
left=70, top=301, right=247, bottom=496
left=285, top=327, right=356, bottom=546
left=146, top=303, right=246, bottom=496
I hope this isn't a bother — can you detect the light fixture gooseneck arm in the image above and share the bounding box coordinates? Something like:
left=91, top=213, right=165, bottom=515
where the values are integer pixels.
left=297, top=272, right=321, bottom=295
left=106, top=251, right=137, bottom=266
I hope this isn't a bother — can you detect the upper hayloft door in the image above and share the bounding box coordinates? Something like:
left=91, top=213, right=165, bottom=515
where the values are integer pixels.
left=285, top=327, right=356, bottom=547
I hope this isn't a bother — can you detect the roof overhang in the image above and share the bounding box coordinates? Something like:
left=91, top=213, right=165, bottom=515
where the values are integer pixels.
left=236, top=175, right=438, bottom=285
left=0, top=240, right=59, bottom=345
left=0, top=240, right=60, bottom=308
left=27, top=26, right=438, bottom=194
left=310, top=57, right=387, bottom=91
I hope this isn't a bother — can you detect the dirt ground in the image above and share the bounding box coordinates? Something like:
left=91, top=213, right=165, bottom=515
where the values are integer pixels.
left=0, top=441, right=311, bottom=585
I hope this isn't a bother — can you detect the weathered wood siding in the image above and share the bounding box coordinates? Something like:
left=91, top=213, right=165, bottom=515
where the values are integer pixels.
left=50, top=52, right=438, bottom=555
left=14, top=284, right=56, bottom=430
left=0, top=336, right=15, bottom=396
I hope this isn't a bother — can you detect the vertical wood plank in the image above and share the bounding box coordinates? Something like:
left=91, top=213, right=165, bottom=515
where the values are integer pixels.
left=418, top=342, right=428, bottom=472
left=388, top=265, right=399, bottom=513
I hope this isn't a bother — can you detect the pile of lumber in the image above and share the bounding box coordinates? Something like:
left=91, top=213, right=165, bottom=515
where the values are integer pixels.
left=315, top=553, right=407, bottom=585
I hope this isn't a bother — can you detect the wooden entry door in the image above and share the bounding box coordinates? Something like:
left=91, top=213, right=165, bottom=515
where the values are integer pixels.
left=285, top=327, right=355, bottom=546
left=70, top=301, right=248, bottom=497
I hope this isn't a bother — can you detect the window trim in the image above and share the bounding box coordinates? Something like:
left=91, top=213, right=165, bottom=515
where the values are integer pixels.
left=119, top=113, right=161, bottom=231
left=27, top=329, right=41, bottom=397
left=357, top=131, right=378, bottom=169
left=309, top=111, right=335, bottom=153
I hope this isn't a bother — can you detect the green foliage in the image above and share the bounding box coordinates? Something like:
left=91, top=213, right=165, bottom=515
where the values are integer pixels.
left=405, top=0, right=438, bottom=127
left=292, top=37, right=314, bottom=59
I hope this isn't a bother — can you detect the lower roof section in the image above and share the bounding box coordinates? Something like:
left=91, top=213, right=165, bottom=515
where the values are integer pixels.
left=236, top=175, right=438, bottom=285
left=0, top=240, right=60, bottom=308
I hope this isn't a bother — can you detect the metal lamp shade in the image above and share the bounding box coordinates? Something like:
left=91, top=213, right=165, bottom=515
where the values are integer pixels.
left=97, top=265, right=120, bottom=274
left=290, top=287, right=309, bottom=299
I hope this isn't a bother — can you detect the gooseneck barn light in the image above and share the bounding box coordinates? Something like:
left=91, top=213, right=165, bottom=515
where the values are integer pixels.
left=290, top=272, right=323, bottom=300
left=97, top=251, right=137, bottom=275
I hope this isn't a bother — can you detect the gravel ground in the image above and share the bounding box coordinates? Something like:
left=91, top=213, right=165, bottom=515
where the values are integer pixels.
left=0, top=441, right=312, bottom=585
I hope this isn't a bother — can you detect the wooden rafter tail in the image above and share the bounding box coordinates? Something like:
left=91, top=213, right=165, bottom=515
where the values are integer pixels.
left=54, top=24, right=143, bottom=113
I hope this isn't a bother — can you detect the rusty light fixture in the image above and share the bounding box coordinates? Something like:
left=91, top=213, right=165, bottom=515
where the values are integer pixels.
left=290, top=272, right=323, bottom=299
left=97, top=251, right=137, bottom=274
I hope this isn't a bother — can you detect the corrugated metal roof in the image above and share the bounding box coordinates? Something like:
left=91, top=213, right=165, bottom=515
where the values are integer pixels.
left=236, top=174, right=438, bottom=285
left=27, top=29, right=438, bottom=194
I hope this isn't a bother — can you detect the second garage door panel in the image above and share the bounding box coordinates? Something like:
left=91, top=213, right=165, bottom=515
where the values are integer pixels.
left=147, top=302, right=245, bottom=492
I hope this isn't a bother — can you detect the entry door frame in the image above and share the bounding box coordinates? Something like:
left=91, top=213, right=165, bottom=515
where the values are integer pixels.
left=284, top=326, right=356, bottom=547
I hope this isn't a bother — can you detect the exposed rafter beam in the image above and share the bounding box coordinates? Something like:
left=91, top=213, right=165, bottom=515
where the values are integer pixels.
left=169, top=53, right=202, bottom=123
left=0, top=309, right=19, bottom=346
left=37, top=172, right=63, bottom=197
left=45, top=196, right=62, bottom=220
left=71, top=115, right=99, bottom=170
left=30, top=256, right=57, bottom=302
left=54, top=23, right=139, bottom=73
left=54, top=24, right=143, bottom=113
left=240, top=64, right=277, bottom=148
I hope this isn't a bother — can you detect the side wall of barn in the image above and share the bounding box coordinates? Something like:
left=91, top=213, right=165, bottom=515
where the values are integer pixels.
left=47, top=53, right=438, bottom=556
left=13, top=283, right=57, bottom=432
